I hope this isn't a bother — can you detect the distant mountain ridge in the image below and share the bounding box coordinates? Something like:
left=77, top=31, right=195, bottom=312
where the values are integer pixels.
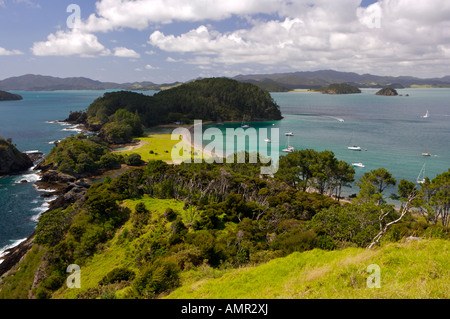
left=1, top=70, right=450, bottom=92
left=233, top=70, right=450, bottom=91
left=0, top=74, right=180, bottom=91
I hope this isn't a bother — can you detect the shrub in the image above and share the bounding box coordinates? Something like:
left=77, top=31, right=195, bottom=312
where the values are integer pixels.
left=270, top=229, right=318, bottom=255
left=100, top=267, right=136, bottom=285
left=133, top=258, right=180, bottom=297
left=164, top=207, right=177, bottom=222
left=125, top=153, right=143, bottom=166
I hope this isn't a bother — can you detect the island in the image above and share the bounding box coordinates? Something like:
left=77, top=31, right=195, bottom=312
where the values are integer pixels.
left=376, top=87, right=399, bottom=96
left=0, top=137, right=33, bottom=175
left=315, top=83, right=362, bottom=94
left=68, top=77, right=283, bottom=144
left=0, top=90, right=23, bottom=101
left=1, top=77, right=449, bottom=302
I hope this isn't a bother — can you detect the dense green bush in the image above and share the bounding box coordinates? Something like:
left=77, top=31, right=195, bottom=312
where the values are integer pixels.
left=125, top=153, right=144, bottom=166
left=100, top=267, right=136, bottom=285
left=43, top=134, right=118, bottom=177
left=133, top=258, right=180, bottom=297
left=35, top=208, right=74, bottom=246
left=270, top=229, right=318, bottom=255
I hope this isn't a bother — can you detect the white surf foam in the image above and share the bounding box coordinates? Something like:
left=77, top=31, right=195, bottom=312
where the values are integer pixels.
left=0, top=238, right=27, bottom=263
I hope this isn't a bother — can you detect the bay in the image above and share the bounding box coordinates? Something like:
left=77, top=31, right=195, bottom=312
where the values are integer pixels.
left=1, top=88, right=449, bottom=256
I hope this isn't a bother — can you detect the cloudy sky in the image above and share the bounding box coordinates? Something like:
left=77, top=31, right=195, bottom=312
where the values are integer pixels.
left=1, top=0, right=449, bottom=83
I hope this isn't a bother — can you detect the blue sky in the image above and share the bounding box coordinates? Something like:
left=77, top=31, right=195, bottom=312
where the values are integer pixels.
left=1, top=0, right=449, bottom=83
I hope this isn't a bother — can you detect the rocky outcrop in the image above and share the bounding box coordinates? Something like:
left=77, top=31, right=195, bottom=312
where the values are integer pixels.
left=376, top=87, right=399, bottom=96
left=0, top=236, right=34, bottom=277
left=0, top=138, right=33, bottom=175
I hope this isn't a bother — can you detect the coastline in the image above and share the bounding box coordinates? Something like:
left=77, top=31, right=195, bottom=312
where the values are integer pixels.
left=0, top=118, right=93, bottom=275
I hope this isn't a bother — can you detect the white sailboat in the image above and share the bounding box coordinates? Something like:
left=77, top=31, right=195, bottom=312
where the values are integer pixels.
left=422, top=143, right=431, bottom=156
left=347, top=133, right=362, bottom=151
left=282, top=135, right=294, bottom=153
left=241, top=116, right=251, bottom=128
left=422, top=110, right=430, bottom=119
left=417, top=163, right=426, bottom=184
left=352, top=163, right=365, bottom=168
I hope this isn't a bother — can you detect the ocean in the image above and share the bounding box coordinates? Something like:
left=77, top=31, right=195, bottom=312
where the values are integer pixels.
left=1, top=88, right=449, bottom=257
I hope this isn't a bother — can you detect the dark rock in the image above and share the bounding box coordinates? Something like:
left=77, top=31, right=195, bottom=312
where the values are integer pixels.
left=0, top=235, right=34, bottom=277
left=26, top=152, right=44, bottom=164
left=40, top=170, right=76, bottom=184
left=0, top=138, right=33, bottom=175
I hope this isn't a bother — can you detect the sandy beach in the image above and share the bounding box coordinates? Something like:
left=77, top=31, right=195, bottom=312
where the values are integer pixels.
left=182, top=121, right=223, bottom=160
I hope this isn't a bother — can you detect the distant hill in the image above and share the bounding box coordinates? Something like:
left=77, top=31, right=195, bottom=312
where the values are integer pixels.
left=0, top=90, right=22, bottom=101
left=234, top=70, right=450, bottom=91
left=0, top=74, right=180, bottom=92
left=2, top=70, right=450, bottom=92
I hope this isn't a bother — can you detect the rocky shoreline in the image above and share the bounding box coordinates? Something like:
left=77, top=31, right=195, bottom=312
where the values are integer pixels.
left=0, top=118, right=96, bottom=277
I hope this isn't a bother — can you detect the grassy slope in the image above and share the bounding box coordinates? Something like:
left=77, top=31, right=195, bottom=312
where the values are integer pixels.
left=0, top=246, right=46, bottom=299
left=52, top=197, right=187, bottom=299
left=166, top=239, right=449, bottom=299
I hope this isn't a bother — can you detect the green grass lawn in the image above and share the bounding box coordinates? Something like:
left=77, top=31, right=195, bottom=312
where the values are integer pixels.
left=166, top=239, right=450, bottom=299
left=115, top=134, right=209, bottom=163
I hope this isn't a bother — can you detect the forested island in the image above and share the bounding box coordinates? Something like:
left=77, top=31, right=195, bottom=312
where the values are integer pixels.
left=0, top=77, right=448, bottom=300
left=0, top=90, right=22, bottom=101
left=376, top=87, right=399, bottom=96
left=316, top=83, right=362, bottom=94
left=66, top=77, right=282, bottom=144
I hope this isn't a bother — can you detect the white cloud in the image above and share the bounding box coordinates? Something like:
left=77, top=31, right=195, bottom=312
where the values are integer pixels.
left=26, top=0, right=450, bottom=77
left=145, top=64, right=159, bottom=70
left=146, top=0, right=450, bottom=77
left=113, top=47, right=140, bottom=58
left=0, top=47, right=23, bottom=56
left=81, top=0, right=281, bottom=33
left=31, top=30, right=110, bottom=57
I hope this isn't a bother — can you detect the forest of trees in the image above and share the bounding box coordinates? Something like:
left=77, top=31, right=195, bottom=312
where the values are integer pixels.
left=29, top=153, right=449, bottom=299
left=86, top=78, right=283, bottom=128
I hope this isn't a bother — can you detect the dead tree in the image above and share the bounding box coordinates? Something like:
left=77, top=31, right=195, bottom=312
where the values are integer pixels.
left=368, top=192, right=418, bottom=250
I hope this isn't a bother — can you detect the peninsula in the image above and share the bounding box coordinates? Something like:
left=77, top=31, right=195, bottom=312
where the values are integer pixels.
left=0, top=90, right=22, bottom=101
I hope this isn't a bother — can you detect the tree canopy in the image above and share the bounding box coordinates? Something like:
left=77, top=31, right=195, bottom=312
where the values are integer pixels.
left=86, top=78, right=283, bottom=128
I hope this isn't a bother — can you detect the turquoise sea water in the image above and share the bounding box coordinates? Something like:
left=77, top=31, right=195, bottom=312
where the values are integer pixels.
left=205, top=88, right=450, bottom=196
left=1, top=88, right=449, bottom=256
